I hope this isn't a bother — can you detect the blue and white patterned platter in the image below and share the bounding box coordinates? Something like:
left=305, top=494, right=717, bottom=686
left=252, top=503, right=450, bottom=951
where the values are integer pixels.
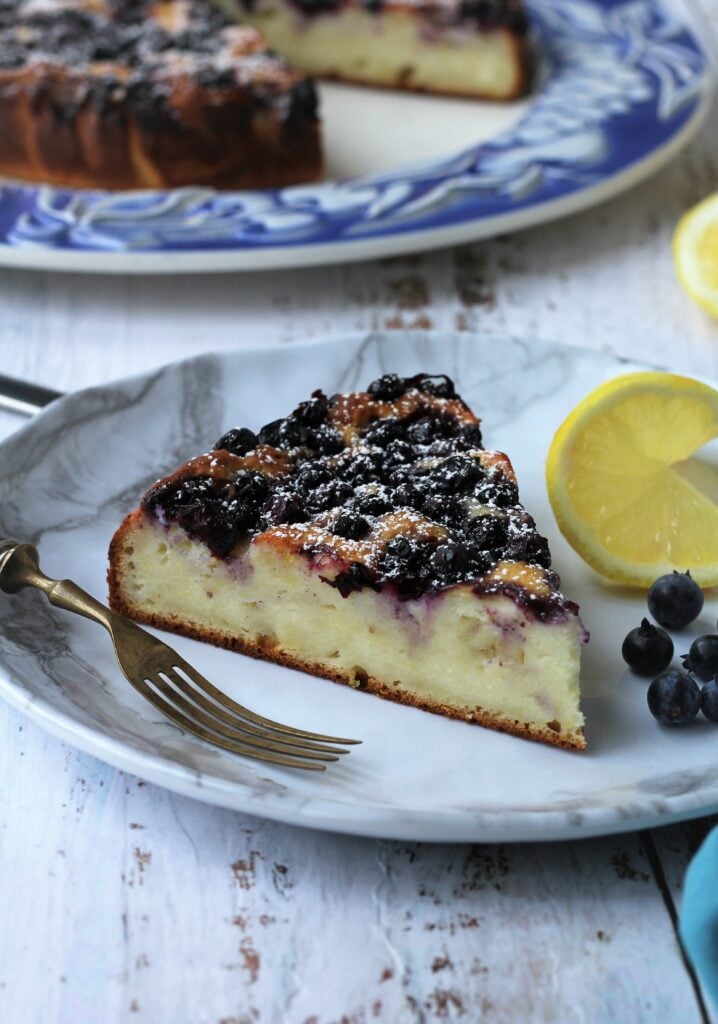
left=0, top=0, right=712, bottom=273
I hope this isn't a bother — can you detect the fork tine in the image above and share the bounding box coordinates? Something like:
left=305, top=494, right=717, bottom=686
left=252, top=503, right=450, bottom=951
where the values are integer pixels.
left=130, top=675, right=326, bottom=770
left=172, top=655, right=362, bottom=746
left=151, top=672, right=341, bottom=763
left=163, top=668, right=351, bottom=757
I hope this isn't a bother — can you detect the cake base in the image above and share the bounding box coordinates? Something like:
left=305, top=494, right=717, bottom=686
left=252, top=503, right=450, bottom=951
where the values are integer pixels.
left=109, top=512, right=586, bottom=751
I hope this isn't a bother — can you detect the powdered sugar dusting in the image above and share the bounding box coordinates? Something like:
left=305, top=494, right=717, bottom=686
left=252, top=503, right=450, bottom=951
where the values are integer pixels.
left=140, top=372, right=575, bottom=620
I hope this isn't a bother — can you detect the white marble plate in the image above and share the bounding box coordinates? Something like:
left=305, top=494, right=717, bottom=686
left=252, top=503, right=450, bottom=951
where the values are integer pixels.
left=0, top=0, right=712, bottom=272
left=1, top=331, right=717, bottom=842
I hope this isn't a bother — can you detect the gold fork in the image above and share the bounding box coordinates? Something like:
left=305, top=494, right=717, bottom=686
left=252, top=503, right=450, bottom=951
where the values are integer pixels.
left=0, top=540, right=360, bottom=770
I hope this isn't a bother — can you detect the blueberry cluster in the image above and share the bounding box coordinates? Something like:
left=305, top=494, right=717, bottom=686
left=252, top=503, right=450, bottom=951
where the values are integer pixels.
left=0, top=0, right=232, bottom=71
left=459, top=0, right=528, bottom=34
left=0, top=0, right=320, bottom=129
left=621, top=572, right=718, bottom=727
left=270, top=0, right=529, bottom=30
left=144, top=373, right=557, bottom=604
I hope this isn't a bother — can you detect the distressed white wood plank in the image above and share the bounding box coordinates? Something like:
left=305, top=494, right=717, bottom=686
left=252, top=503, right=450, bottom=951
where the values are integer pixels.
left=0, top=706, right=705, bottom=1024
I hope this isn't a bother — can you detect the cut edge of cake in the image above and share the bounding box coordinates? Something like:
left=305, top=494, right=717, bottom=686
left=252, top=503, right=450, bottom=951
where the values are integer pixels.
left=218, top=0, right=531, bottom=100
left=109, top=513, right=585, bottom=751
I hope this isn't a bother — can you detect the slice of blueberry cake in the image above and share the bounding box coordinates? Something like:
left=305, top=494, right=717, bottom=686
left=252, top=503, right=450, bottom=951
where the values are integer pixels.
left=218, top=0, right=530, bottom=99
left=109, top=373, right=585, bottom=750
left=0, top=0, right=321, bottom=190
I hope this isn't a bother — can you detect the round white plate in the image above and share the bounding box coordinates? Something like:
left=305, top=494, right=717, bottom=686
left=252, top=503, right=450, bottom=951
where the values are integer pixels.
left=1, top=331, right=717, bottom=841
left=0, top=0, right=712, bottom=273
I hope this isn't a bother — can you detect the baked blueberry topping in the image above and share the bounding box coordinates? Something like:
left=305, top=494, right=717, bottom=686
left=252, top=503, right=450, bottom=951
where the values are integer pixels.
left=330, top=562, right=380, bottom=598
left=214, top=427, right=258, bottom=456
left=331, top=512, right=371, bottom=540
left=263, top=492, right=306, bottom=526
left=432, top=541, right=470, bottom=575
left=410, top=374, right=458, bottom=400
left=459, top=0, right=529, bottom=33
left=145, top=374, right=561, bottom=613
left=288, top=79, right=319, bottom=124
left=1, top=0, right=316, bottom=129
left=364, top=417, right=406, bottom=448
left=427, top=455, right=484, bottom=494
left=307, top=480, right=354, bottom=512
left=366, top=374, right=407, bottom=401
left=351, top=491, right=392, bottom=516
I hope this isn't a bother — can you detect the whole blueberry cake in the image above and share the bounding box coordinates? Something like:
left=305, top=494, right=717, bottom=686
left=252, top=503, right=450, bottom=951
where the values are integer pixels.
left=0, top=0, right=322, bottom=189
left=217, top=0, right=530, bottom=99
left=109, top=372, right=585, bottom=750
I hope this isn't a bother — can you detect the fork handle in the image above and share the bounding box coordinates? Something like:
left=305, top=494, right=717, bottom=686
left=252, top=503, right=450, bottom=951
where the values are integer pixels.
left=0, top=539, right=113, bottom=632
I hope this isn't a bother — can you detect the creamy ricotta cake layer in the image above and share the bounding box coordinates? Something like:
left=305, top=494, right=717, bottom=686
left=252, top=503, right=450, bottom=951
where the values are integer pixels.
left=109, top=373, right=585, bottom=750
left=219, top=0, right=530, bottom=99
left=0, top=0, right=322, bottom=189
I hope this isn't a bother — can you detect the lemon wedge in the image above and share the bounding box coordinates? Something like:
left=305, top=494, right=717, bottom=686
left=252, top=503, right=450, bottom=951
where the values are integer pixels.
left=546, top=372, right=718, bottom=587
left=674, top=192, right=718, bottom=318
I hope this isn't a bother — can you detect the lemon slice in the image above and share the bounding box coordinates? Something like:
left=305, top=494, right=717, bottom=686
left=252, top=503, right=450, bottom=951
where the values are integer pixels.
left=546, top=372, right=718, bottom=587
left=674, top=192, right=718, bottom=318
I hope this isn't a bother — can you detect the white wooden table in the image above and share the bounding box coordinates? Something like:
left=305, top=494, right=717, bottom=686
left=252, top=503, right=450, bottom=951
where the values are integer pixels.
left=2, top=26, right=718, bottom=1020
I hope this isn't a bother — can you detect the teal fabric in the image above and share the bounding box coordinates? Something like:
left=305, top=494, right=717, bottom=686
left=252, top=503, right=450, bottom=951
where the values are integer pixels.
left=680, top=826, right=718, bottom=1004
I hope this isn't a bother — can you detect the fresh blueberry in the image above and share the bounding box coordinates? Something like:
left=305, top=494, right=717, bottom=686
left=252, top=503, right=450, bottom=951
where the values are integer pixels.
left=647, top=571, right=704, bottom=629
left=684, top=635, right=718, bottom=681
left=700, top=678, right=718, bottom=723
left=621, top=618, right=674, bottom=676
left=213, top=427, right=258, bottom=456
left=366, top=374, right=406, bottom=401
left=647, top=670, right=701, bottom=725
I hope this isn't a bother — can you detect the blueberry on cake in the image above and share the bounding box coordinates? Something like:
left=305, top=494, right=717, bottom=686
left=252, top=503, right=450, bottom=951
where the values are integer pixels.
left=218, top=0, right=531, bottom=99
left=109, top=373, right=585, bottom=750
left=0, top=0, right=321, bottom=190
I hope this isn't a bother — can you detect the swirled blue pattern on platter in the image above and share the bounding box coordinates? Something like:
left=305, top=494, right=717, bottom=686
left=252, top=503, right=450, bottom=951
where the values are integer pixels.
left=0, top=0, right=712, bottom=262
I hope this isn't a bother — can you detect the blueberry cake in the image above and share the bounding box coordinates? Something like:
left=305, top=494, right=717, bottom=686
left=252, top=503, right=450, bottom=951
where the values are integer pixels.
left=108, top=373, right=585, bottom=750
left=218, top=0, right=530, bottom=99
left=0, top=0, right=321, bottom=190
